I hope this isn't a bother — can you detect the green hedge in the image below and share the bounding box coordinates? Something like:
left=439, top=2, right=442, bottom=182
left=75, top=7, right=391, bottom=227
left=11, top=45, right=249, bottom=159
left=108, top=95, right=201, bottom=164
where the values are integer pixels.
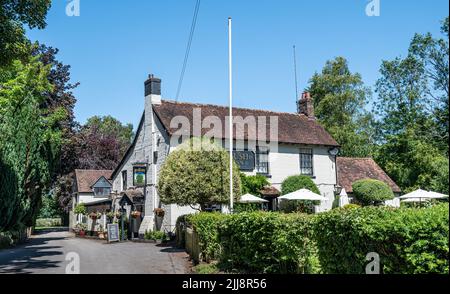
left=187, top=213, right=228, bottom=262
left=314, top=204, right=449, bottom=274
left=218, top=212, right=319, bottom=274
left=35, top=218, right=62, bottom=228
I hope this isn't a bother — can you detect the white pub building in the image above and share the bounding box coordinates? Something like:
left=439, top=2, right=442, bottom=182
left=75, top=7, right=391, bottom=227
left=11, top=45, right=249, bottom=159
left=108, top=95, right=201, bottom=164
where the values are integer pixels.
left=107, top=74, right=343, bottom=235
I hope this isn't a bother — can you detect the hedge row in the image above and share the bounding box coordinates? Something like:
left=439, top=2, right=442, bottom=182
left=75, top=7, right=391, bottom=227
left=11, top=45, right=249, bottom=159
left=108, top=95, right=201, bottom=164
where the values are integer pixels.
left=35, top=218, right=62, bottom=228
left=180, top=204, right=449, bottom=274
left=218, top=212, right=319, bottom=274
left=314, top=204, right=449, bottom=274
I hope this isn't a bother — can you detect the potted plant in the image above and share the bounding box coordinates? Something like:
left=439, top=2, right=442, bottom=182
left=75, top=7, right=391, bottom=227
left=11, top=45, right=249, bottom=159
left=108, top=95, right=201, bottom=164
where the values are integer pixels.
left=97, top=224, right=106, bottom=239
left=131, top=211, right=141, bottom=218
left=89, top=212, right=102, bottom=220
left=154, top=208, right=165, bottom=218
left=76, top=223, right=87, bottom=237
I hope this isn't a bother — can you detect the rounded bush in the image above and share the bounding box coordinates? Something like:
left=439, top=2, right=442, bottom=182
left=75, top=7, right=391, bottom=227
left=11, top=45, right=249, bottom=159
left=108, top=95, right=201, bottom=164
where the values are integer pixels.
left=281, top=175, right=320, bottom=195
left=280, top=175, right=321, bottom=213
left=352, top=179, right=394, bottom=206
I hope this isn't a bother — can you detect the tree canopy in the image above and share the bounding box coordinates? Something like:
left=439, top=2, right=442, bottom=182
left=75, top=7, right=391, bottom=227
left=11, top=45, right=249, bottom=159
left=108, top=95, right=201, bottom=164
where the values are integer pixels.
left=307, top=57, right=375, bottom=157
left=158, top=138, right=241, bottom=211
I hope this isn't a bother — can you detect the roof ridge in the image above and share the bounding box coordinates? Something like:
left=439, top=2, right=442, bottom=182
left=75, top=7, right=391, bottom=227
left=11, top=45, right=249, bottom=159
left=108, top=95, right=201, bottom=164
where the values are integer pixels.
left=160, top=99, right=309, bottom=118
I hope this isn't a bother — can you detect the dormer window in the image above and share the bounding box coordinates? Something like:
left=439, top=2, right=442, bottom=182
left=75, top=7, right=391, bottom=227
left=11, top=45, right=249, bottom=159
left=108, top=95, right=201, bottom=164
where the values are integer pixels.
left=91, top=176, right=112, bottom=197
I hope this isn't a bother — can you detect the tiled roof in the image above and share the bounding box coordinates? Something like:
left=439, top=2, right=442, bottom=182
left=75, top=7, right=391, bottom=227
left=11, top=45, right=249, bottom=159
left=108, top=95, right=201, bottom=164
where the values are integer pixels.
left=153, top=100, right=339, bottom=147
left=337, top=157, right=401, bottom=193
left=74, top=169, right=113, bottom=193
left=260, top=186, right=281, bottom=197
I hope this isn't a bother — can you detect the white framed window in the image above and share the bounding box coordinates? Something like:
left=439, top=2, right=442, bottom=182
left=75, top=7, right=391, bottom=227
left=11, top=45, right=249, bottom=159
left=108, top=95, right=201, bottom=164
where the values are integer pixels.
left=299, top=148, right=314, bottom=176
left=256, top=147, right=270, bottom=175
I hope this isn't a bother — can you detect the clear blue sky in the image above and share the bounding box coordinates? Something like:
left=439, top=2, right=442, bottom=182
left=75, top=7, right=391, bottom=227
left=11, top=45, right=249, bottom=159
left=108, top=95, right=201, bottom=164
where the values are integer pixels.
left=26, top=0, right=449, bottom=129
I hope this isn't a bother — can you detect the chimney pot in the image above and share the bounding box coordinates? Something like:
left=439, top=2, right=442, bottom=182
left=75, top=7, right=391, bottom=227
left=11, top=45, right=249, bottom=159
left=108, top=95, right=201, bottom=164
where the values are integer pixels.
left=297, top=92, right=315, bottom=119
left=145, top=74, right=162, bottom=104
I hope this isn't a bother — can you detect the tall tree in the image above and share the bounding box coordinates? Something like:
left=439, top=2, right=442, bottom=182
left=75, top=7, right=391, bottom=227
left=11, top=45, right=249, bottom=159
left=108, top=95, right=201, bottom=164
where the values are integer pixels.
left=375, top=17, right=449, bottom=193
left=0, top=57, right=64, bottom=230
left=75, top=115, right=134, bottom=170
left=409, top=17, right=449, bottom=155
left=0, top=0, right=51, bottom=66
left=307, top=57, right=375, bottom=157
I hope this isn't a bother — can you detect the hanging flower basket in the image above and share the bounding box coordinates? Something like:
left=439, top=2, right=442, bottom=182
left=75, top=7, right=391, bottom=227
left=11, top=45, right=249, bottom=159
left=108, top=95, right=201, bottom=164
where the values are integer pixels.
left=154, top=208, right=165, bottom=218
left=89, top=212, right=102, bottom=220
left=131, top=211, right=141, bottom=218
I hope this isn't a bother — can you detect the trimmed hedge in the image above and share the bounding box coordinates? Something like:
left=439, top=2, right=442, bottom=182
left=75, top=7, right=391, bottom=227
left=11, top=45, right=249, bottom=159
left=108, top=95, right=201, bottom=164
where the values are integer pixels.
left=35, top=218, right=62, bottom=228
left=352, top=179, right=394, bottom=206
left=186, top=213, right=228, bottom=262
left=314, top=204, right=449, bottom=274
left=218, top=212, right=319, bottom=274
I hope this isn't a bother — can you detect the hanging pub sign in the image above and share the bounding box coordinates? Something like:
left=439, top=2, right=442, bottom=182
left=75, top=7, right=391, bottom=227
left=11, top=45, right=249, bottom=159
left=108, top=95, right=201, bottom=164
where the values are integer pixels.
left=233, top=151, right=255, bottom=171
left=133, top=166, right=146, bottom=187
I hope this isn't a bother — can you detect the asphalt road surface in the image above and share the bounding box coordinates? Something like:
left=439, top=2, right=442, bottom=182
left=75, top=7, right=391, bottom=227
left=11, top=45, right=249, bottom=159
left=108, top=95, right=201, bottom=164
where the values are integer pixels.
left=0, top=229, right=190, bottom=274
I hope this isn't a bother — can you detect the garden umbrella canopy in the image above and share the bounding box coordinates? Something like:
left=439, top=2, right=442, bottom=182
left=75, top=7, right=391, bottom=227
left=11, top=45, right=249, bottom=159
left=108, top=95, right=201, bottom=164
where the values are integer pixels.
left=399, top=189, right=448, bottom=200
left=279, top=189, right=328, bottom=201
left=401, top=197, right=431, bottom=203
left=238, top=193, right=269, bottom=203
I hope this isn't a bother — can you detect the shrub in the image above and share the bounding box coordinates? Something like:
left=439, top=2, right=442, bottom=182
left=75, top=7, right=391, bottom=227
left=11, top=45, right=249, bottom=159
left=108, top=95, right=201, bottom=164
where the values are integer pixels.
left=144, top=230, right=167, bottom=241
left=240, top=173, right=270, bottom=195
left=35, top=218, right=62, bottom=228
left=74, top=203, right=86, bottom=215
left=342, top=204, right=361, bottom=209
left=158, top=137, right=241, bottom=211
left=187, top=212, right=228, bottom=262
left=314, top=204, right=449, bottom=274
left=352, top=179, right=394, bottom=206
left=218, top=211, right=319, bottom=274
left=280, top=175, right=320, bottom=214
left=175, top=214, right=189, bottom=248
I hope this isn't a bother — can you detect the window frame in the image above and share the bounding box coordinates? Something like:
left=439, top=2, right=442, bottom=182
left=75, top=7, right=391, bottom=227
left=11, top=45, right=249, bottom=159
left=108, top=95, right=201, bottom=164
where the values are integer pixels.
left=122, top=170, right=127, bottom=191
left=299, top=148, right=314, bottom=176
left=256, top=146, right=270, bottom=175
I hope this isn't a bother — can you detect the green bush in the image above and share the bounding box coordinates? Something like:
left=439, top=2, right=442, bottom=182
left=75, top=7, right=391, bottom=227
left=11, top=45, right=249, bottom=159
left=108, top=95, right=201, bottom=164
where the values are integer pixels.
left=218, top=211, right=319, bottom=274
left=352, top=179, right=394, bottom=206
left=35, top=218, right=62, bottom=228
left=314, top=204, right=449, bottom=274
left=0, top=232, right=14, bottom=249
left=144, top=230, right=167, bottom=241
left=175, top=214, right=188, bottom=248
left=280, top=175, right=320, bottom=214
left=187, top=212, right=228, bottom=262
left=240, top=173, right=270, bottom=195
left=74, top=203, right=86, bottom=215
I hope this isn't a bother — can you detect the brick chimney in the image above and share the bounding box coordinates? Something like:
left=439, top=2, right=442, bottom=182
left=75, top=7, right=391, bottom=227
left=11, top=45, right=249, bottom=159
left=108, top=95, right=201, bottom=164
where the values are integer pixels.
left=297, top=92, right=315, bottom=119
left=144, top=74, right=161, bottom=105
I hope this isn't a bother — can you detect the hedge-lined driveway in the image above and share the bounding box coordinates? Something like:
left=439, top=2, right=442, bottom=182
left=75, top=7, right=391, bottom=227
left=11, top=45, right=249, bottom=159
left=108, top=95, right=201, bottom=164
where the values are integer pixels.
left=0, top=229, right=190, bottom=274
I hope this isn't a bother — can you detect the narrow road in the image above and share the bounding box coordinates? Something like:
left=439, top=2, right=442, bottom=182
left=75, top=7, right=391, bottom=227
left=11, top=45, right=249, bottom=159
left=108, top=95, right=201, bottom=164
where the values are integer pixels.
left=0, top=229, right=190, bottom=274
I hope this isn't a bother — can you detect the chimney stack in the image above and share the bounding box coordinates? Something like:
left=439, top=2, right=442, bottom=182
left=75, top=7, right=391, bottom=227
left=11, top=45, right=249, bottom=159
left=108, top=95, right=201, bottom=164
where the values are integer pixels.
left=145, top=74, right=161, bottom=105
left=297, top=92, right=315, bottom=119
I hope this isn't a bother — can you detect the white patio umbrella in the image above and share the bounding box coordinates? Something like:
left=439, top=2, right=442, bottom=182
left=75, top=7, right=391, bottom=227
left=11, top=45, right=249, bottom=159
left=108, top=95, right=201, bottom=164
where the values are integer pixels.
left=399, top=189, right=447, bottom=201
left=338, top=188, right=350, bottom=207
left=426, top=191, right=449, bottom=199
left=401, top=198, right=431, bottom=203
left=278, top=189, right=328, bottom=201
left=238, top=193, right=269, bottom=204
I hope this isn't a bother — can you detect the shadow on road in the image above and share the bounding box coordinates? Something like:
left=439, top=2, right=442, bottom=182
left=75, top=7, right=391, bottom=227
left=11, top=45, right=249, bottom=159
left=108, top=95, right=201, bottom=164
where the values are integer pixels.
left=0, top=233, right=68, bottom=274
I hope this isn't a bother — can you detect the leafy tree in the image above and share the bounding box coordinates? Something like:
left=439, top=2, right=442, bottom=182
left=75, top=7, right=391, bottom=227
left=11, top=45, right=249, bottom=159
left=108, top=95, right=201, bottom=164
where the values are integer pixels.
left=75, top=115, right=133, bottom=170
left=352, top=179, right=394, bottom=206
left=409, top=17, right=449, bottom=155
left=307, top=57, right=375, bottom=157
left=375, top=17, right=449, bottom=193
left=0, top=57, right=64, bottom=231
left=240, top=173, right=269, bottom=195
left=158, top=137, right=241, bottom=211
left=38, top=194, right=62, bottom=219
left=0, top=0, right=51, bottom=66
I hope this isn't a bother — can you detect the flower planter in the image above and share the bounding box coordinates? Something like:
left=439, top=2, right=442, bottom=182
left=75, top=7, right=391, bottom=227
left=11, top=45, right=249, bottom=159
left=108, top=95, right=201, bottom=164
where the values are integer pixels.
left=79, top=230, right=86, bottom=237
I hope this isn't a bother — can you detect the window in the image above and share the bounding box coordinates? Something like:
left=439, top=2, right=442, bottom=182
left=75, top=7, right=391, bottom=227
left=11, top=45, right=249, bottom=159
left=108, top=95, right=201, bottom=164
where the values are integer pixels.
left=94, top=187, right=111, bottom=196
left=299, top=148, right=314, bottom=176
left=122, top=170, right=127, bottom=190
left=256, top=147, right=270, bottom=175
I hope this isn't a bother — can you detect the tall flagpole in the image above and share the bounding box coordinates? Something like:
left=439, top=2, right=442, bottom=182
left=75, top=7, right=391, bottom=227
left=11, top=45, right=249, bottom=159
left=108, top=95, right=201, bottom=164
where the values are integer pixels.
left=228, top=17, right=234, bottom=213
